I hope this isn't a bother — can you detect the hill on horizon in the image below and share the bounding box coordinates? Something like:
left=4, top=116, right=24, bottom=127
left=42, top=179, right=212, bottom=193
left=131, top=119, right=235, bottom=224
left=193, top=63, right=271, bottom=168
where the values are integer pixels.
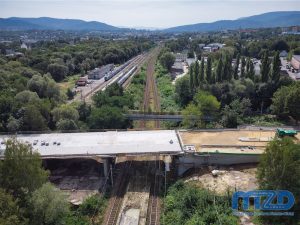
left=164, top=11, right=300, bottom=32
left=0, top=17, right=120, bottom=31
left=0, top=11, right=299, bottom=32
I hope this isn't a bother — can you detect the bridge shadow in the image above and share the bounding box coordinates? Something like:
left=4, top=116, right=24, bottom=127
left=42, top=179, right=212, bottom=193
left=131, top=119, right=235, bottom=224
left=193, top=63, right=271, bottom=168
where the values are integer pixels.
left=43, top=158, right=105, bottom=191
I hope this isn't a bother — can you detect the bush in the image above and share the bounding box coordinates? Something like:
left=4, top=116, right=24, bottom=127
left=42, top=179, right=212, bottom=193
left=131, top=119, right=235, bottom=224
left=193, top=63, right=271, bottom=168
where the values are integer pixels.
left=162, top=181, right=238, bottom=225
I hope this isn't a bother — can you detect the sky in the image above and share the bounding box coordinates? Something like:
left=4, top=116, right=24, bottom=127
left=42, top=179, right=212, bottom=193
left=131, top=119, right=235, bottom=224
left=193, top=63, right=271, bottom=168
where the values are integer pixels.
left=0, top=0, right=299, bottom=28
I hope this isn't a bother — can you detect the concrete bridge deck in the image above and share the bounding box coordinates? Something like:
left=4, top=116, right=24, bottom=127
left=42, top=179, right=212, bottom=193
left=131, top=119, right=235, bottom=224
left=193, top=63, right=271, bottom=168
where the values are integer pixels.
left=0, top=130, right=182, bottom=159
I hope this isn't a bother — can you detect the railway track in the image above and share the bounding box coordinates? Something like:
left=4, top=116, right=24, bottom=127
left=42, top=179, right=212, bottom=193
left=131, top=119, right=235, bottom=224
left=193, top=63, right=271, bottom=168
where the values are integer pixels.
left=83, top=54, right=145, bottom=102
left=140, top=48, right=161, bottom=129
left=122, top=53, right=148, bottom=89
left=103, top=161, right=132, bottom=225
left=146, top=161, right=161, bottom=225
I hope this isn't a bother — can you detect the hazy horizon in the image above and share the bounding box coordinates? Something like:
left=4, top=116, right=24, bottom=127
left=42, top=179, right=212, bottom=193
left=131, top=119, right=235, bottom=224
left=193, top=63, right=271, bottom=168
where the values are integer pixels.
left=1, top=0, right=299, bottom=28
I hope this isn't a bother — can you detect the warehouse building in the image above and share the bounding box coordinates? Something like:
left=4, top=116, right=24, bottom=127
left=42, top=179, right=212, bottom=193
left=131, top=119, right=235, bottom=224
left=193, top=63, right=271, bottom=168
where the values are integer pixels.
left=88, top=64, right=114, bottom=80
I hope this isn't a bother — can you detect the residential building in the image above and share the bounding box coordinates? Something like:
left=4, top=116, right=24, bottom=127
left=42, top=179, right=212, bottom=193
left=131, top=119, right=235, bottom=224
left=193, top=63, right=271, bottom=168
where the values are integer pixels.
left=186, top=58, right=196, bottom=67
left=171, top=62, right=184, bottom=78
left=291, top=55, right=300, bottom=71
left=279, top=50, right=288, bottom=58
left=201, top=43, right=225, bottom=52
left=175, top=53, right=187, bottom=62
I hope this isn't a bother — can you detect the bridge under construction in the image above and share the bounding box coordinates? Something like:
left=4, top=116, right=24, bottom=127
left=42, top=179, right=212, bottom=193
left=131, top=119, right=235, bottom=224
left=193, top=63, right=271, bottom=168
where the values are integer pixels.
left=1, top=128, right=299, bottom=225
left=1, top=128, right=299, bottom=176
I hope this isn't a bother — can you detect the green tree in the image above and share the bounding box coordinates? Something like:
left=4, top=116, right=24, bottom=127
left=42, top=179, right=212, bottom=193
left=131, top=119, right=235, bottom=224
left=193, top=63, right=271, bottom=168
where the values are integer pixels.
left=159, top=52, right=175, bottom=71
left=182, top=91, right=220, bottom=128
left=193, top=91, right=220, bottom=118
left=272, top=40, right=289, bottom=51
left=189, top=63, right=194, bottom=93
left=77, top=194, right=107, bottom=223
left=88, top=106, right=129, bottom=129
left=161, top=181, right=238, bottom=225
left=221, top=98, right=252, bottom=128
left=223, top=55, right=232, bottom=81
left=246, top=57, right=251, bottom=76
left=56, top=119, right=78, bottom=130
left=66, top=88, right=74, bottom=100
left=199, top=57, right=205, bottom=83
left=0, top=188, right=26, bottom=225
left=7, top=116, right=22, bottom=132
left=92, top=84, right=132, bottom=110
left=271, top=51, right=281, bottom=84
left=0, top=139, right=48, bottom=201
left=22, top=105, right=48, bottom=131
left=175, top=75, right=192, bottom=107
left=216, top=59, right=223, bottom=82
left=233, top=54, right=240, bottom=80
left=257, top=138, right=300, bottom=224
left=248, top=59, right=255, bottom=81
left=194, top=61, right=200, bottom=88
left=52, top=105, right=79, bottom=124
left=27, top=74, right=47, bottom=98
left=271, top=82, right=300, bottom=123
left=47, top=63, right=69, bottom=81
left=206, top=56, right=212, bottom=84
left=0, top=93, right=14, bottom=132
left=261, top=50, right=270, bottom=83
left=182, top=103, right=203, bottom=128
left=240, top=56, right=246, bottom=78
left=30, top=183, right=69, bottom=225
left=15, top=91, right=41, bottom=106
left=77, top=102, right=91, bottom=122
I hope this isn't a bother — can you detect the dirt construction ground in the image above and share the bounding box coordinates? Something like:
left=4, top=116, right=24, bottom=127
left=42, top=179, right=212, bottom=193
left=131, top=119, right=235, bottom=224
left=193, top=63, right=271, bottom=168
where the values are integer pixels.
left=179, top=130, right=275, bottom=149
left=179, top=130, right=300, bottom=152
left=184, top=164, right=258, bottom=195
left=184, top=164, right=258, bottom=225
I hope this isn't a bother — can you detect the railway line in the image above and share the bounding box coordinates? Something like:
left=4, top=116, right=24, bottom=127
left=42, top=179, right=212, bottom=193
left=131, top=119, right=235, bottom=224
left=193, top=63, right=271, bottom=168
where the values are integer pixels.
left=103, top=161, right=132, bottom=225
left=122, top=53, right=149, bottom=89
left=81, top=54, right=146, bottom=103
left=146, top=162, right=161, bottom=225
left=102, top=160, right=162, bottom=225
left=140, top=48, right=161, bottom=129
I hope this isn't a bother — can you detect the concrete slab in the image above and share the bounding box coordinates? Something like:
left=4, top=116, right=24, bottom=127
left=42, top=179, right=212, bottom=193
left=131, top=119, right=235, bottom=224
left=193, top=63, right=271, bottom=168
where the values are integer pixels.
left=0, top=130, right=181, bottom=157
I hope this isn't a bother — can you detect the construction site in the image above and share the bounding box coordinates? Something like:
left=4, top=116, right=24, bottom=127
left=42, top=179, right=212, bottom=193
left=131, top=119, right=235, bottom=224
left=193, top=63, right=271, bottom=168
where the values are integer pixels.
left=0, top=127, right=299, bottom=225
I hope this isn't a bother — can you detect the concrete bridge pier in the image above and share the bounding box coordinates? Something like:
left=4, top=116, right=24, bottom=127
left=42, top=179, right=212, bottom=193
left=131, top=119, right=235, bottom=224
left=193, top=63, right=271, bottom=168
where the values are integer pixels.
left=103, top=158, right=110, bottom=178
left=92, top=156, right=111, bottom=178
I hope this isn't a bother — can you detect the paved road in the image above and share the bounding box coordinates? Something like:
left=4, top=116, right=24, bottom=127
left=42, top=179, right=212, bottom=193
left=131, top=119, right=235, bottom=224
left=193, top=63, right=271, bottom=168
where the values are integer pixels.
left=248, top=58, right=297, bottom=80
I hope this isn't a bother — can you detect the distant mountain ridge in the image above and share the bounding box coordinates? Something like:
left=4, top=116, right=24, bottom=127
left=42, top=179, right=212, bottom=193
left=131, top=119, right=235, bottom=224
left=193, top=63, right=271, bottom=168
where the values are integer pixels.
left=0, top=17, right=120, bottom=31
left=164, top=11, right=300, bottom=32
left=0, top=11, right=299, bottom=32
